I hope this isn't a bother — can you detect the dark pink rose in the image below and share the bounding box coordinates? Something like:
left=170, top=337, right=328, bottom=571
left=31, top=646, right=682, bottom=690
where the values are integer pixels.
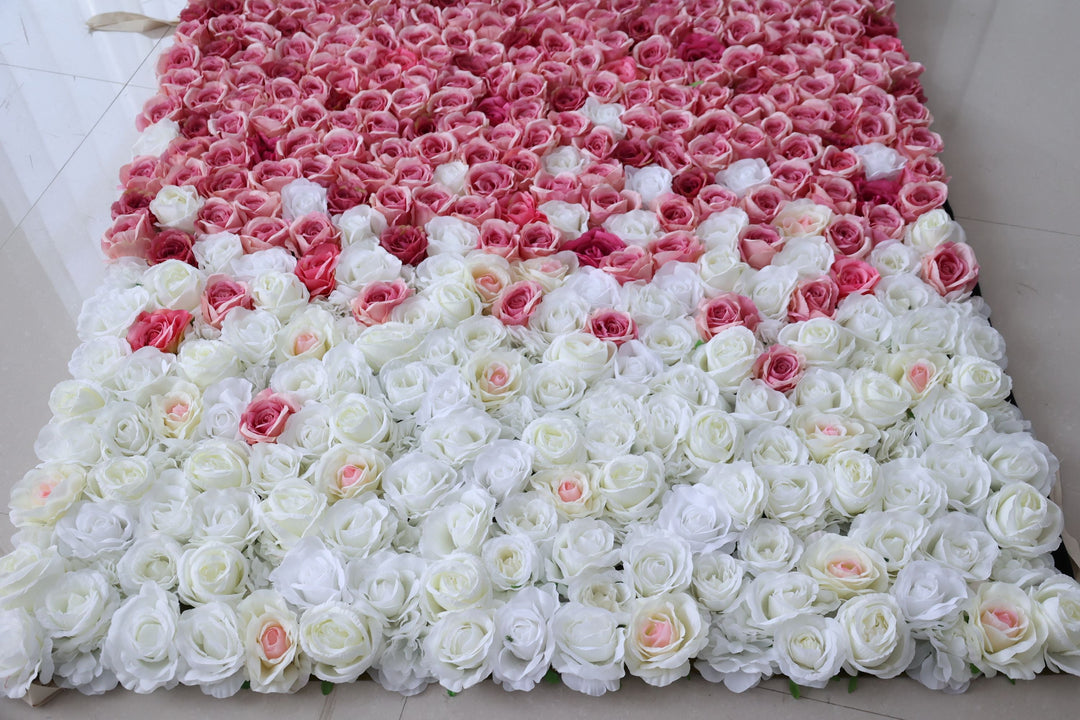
left=587, top=309, right=637, bottom=346
left=500, top=191, right=545, bottom=226
left=753, top=345, right=806, bottom=394
left=380, top=226, right=428, bottom=266
left=201, top=275, right=252, bottom=329
left=468, top=163, right=517, bottom=199
left=562, top=228, right=627, bottom=268
left=492, top=281, right=543, bottom=326
left=294, top=243, right=340, bottom=298
left=147, top=229, right=196, bottom=266
left=695, top=293, right=762, bottom=340
left=739, top=224, right=785, bottom=269
left=677, top=31, right=724, bottom=62
left=672, top=168, right=710, bottom=200
left=921, top=241, right=979, bottom=300
left=788, top=276, right=841, bottom=322
left=831, top=257, right=881, bottom=298
left=351, top=279, right=413, bottom=326
left=126, top=309, right=192, bottom=354
left=239, top=389, right=300, bottom=445
left=373, top=185, right=413, bottom=226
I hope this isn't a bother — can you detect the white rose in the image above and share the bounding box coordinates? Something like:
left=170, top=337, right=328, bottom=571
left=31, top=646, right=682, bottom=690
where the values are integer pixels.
left=550, top=602, right=626, bottom=696
left=640, top=318, right=698, bottom=365
left=421, top=407, right=501, bottom=467
left=336, top=244, right=403, bottom=290
left=531, top=465, right=604, bottom=520
left=733, top=378, right=794, bottom=428
left=736, top=519, right=802, bottom=576
left=984, top=483, right=1064, bottom=557
left=143, top=259, right=205, bottom=312
left=760, top=464, right=829, bottom=532
left=849, top=509, right=930, bottom=575
left=424, top=608, right=496, bottom=692
left=741, top=571, right=820, bottom=634
left=875, top=273, right=938, bottom=315
left=691, top=552, right=745, bottom=612
left=419, top=553, right=492, bottom=621
left=697, top=325, right=760, bottom=391
left=176, top=602, right=246, bottom=698
left=1033, top=575, right=1080, bottom=675
left=311, top=444, right=389, bottom=503
left=132, top=117, right=179, bottom=156
left=745, top=425, right=809, bottom=466
left=919, top=512, right=999, bottom=582
left=716, top=158, right=771, bottom=198
left=0, top=609, right=52, bottom=699
left=320, top=496, right=398, bottom=561
left=547, top=518, right=619, bottom=585
left=790, top=407, right=878, bottom=462
left=912, top=389, right=989, bottom=445
left=539, top=200, right=588, bottom=239
left=523, top=413, right=586, bottom=469
left=891, top=560, right=969, bottom=631
left=836, top=293, right=893, bottom=346
left=603, top=209, right=662, bottom=246
left=977, top=431, right=1057, bottom=495
left=36, top=569, right=117, bottom=656
left=257, top=479, right=327, bottom=558
left=837, top=594, right=915, bottom=678
left=373, top=636, right=432, bottom=696
left=300, top=600, right=385, bottom=683
left=584, top=414, right=637, bottom=461
left=77, top=286, right=149, bottom=341
left=178, top=541, right=250, bottom=606
left=544, top=332, right=614, bottom=383
left=55, top=501, right=135, bottom=561
left=622, top=527, right=694, bottom=598
left=824, top=449, right=882, bottom=518
left=267, top=536, right=345, bottom=609
left=434, top=161, right=468, bottom=194
left=33, top=419, right=100, bottom=465
left=906, top=619, right=979, bottom=692
left=773, top=613, right=848, bottom=688
left=102, top=583, right=180, bottom=693
left=543, top=145, right=587, bottom=176
left=881, top=456, right=949, bottom=518
left=921, top=442, right=992, bottom=513
left=957, top=313, right=1007, bottom=363
left=481, top=533, right=539, bottom=592
left=799, top=534, right=889, bottom=610
left=68, top=336, right=130, bottom=383
left=237, top=590, right=310, bottom=693
left=219, top=308, right=280, bottom=364
left=9, top=462, right=86, bottom=528
left=184, top=439, right=249, bottom=491
left=280, top=178, right=327, bottom=222
left=581, top=96, right=625, bottom=136
left=904, top=208, right=964, bottom=254
left=567, top=570, right=631, bottom=617
left=423, top=216, right=479, bottom=256
left=193, top=232, right=244, bottom=274
left=698, top=247, right=747, bottom=292
left=850, top=142, right=906, bottom=180
left=848, top=368, right=912, bottom=427
left=744, top=264, right=798, bottom=319
left=947, top=355, right=1011, bottom=408
left=656, top=484, right=735, bottom=553
left=696, top=207, right=748, bottom=252
left=493, top=493, right=559, bottom=548
left=779, top=318, right=854, bottom=368
left=625, top=165, right=673, bottom=207
left=198, top=377, right=252, bottom=440
left=117, top=535, right=181, bottom=594
left=870, top=239, right=920, bottom=277
left=419, top=486, right=495, bottom=559
left=597, top=452, right=665, bottom=525
left=137, top=484, right=194, bottom=543
left=149, top=184, right=203, bottom=232
left=489, top=586, right=559, bottom=692
left=624, top=592, right=708, bottom=687
left=381, top=452, right=460, bottom=523
left=682, top=408, right=742, bottom=469
left=48, top=378, right=108, bottom=420
left=177, top=339, right=241, bottom=388
left=966, top=582, right=1048, bottom=679
left=772, top=236, right=834, bottom=278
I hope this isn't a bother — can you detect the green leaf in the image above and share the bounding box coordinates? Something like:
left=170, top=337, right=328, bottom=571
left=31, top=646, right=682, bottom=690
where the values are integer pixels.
left=240, top=681, right=250, bottom=690
left=1006, top=677, right=1016, bottom=685
left=694, top=339, right=705, bottom=348
left=321, top=681, right=334, bottom=696
left=788, top=680, right=801, bottom=699
left=447, top=690, right=458, bottom=697
left=847, top=675, right=858, bottom=694
left=970, top=663, right=982, bottom=676
left=543, top=669, right=561, bottom=685
left=689, top=80, right=704, bottom=87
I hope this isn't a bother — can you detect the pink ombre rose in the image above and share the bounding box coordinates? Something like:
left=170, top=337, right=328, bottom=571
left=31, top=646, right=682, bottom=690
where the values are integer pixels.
left=587, top=309, right=637, bottom=347
left=831, top=257, right=880, bottom=298
left=696, top=293, right=762, bottom=340
left=351, top=279, right=413, bottom=327
left=921, top=241, right=980, bottom=300
left=102, top=211, right=154, bottom=260
left=201, top=275, right=252, bottom=329
left=600, top=245, right=654, bottom=285
left=294, top=243, right=340, bottom=298
left=788, top=276, right=841, bottom=322
left=492, top=281, right=543, bottom=326
left=239, top=389, right=300, bottom=445
left=126, top=309, right=192, bottom=354
left=754, top=345, right=806, bottom=393
left=739, top=224, right=785, bottom=269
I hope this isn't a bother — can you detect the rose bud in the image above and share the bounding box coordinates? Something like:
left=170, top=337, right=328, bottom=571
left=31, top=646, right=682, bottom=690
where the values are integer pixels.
left=695, top=292, right=762, bottom=340
left=562, top=228, right=627, bottom=268
left=587, top=309, right=637, bottom=347
left=788, top=276, right=841, bottom=322
left=350, top=279, right=413, bottom=326
left=379, top=225, right=428, bottom=265
left=294, top=242, right=340, bottom=298
left=239, top=389, right=300, bottom=444
left=921, top=241, right=979, bottom=300
left=754, top=345, right=806, bottom=393
left=831, top=257, right=880, bottom=298
left=147, top=228, right=197, bottom=266
left=201, top=275, right=252, bottom=329
left=126, top=309, right=192, bottom=354
left=491, top=280, right=543, bottom=326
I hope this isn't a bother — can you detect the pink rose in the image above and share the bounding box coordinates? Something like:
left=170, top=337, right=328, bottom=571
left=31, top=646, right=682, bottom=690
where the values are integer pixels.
left=478, top=219, right=519, bottom=260
left=351, top=279, right=413, bottom=327
left=865, top=204, right=906, bottom=245
left=239, top=389, right=300, bottom=445
left=234, top=189, right=281, bottom=221
left=586, top=185, right=633, bottom=224
left=770, top=159, right=814, bottom=198
left=294, top=243, right=340, bottom=298
left=379, top=226, right=428, bottom=266
left=201, top=275, right=252, bottom=329
left=753, top=345, right=806, bottom=394
left=518, top=223, right=562, bottom=260
left=742, top=185, right=787, bottom=224
left=587, top=309, right=637, bottom=347
left=831, top=257, right=881, bottom=298
left=240, top=216, right=290, bottom=254
left=655, top=194, right=698, bottom=232
left=739, top=224, right=785, bottom=269
left=196, top=197, right=244, bottom=235
left=897, top=181, right=948, bottom=222
left=562, top=228, right=627, bottom=268
left=649, top=231, right=704, bottom=266
left=695, top=293, right=762, bottom=340
left=921, top=241, right=979, bottom=300
left=126, top=309, right=192, bottom=354
left=825, top=214, right=872, bottom=258
left=677, top=31, right=724, bottom=62
left=147, top=229, right=196, bottom=266
left=102, top=211, right=154, bottom=260
left=492, top=281, right=543, bottom=326
left=788, top=276, right=841, bottom=322
left=600, top=245, right=654, bottom=284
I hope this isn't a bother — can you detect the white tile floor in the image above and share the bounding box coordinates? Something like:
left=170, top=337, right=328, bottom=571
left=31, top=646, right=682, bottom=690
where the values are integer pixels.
left=1, top=0, right=1078, bottom=717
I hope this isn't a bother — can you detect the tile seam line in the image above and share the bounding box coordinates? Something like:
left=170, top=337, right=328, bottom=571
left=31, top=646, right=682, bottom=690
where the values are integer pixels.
left=0, top=31, right=168, bottom=254
left=955, top=216, right=1080, bottom=240
left=755, top=685, right=905, bottom=720
left=0, top=60, right=128, bottom=86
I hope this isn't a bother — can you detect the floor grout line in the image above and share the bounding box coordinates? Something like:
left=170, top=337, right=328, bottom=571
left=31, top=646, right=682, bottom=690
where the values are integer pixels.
left=955, top=215, right=1080, bottom=240
left=0, top=60, right=128, bottom=86
left=754, top=685, right=907, bottom=720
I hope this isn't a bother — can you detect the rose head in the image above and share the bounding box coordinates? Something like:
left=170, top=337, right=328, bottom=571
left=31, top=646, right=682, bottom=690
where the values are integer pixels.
left=379, top=225, right=429, bottom=265
left=126, top=309, right=192, bottom=354
left=587, top=309, right=637, bottom=347
left=294, top=242, right=340, bottom=298
left=201, top=275, right=252, bottom=328
left=754, top=345, right=806, bottom=394
left=562, top=228, right=627, bottom=268
left=239, top=389, right=300, bottom=445
left=491, top=281, right=543, bottom=326
left=351, top=278, right=413, bottom=326
left=921, top=241, right=979, bottom=300
left=696, top=293, right=762, bottom=340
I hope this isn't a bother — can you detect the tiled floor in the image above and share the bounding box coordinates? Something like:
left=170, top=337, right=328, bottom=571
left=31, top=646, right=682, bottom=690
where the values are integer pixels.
left=1, top=0, right=1078, bottom=717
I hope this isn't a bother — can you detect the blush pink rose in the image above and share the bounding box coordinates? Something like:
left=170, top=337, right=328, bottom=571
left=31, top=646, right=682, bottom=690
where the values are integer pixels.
left=351, top=279, right=413, bottom=326
left=126, top=309, right=192, bottom=354
left=739, top=224, right=785, bottom=269
left=600, top=245, right=654, bottom=285
left=695, top=293, right=762, bottom=340
left=825, top=215, right=872, bottom=258
left=102, top=211, right=154, bottom=260
left=897, top=181, right=948, bottom=222
left=587, top=309, right=637, bottom=347
left=649, top=231, right=704, bottom=266
left=921, top=241, right=980, bottom=300
left=831, top=257, right=881, bottom=298
left=492, top=281, right=543, bottom=326
left=788, top=276, right=841, bottom=322
left=753, top=345, right=806, bottom=393
left=239, top=389, right=300, bottom=445
left=201, top=275, right=252, bottom=329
